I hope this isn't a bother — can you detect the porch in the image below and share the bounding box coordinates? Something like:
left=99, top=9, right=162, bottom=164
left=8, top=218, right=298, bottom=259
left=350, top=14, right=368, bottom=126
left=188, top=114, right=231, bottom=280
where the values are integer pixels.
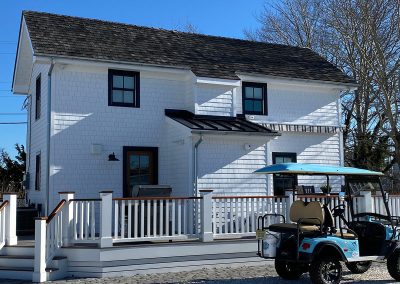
left=0, top=190, right=398, bottom=282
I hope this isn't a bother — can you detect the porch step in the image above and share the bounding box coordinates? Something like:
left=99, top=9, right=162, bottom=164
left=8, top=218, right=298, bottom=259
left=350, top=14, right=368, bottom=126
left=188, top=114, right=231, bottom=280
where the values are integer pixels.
left=0, top=255, right=66, bottom=268
left=0, top=266, right=59, bottom=281
left=0, top=255, right=68, bottom=281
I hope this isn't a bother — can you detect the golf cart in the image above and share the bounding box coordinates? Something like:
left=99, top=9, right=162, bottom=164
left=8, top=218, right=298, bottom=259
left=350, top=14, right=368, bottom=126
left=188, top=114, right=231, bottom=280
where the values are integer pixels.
left=255, top=163, right=400, bottom=284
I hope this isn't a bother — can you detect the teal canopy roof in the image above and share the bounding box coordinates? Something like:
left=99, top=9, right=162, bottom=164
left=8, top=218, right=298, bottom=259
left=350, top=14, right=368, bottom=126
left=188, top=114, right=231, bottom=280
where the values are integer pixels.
left=254, top=163, right=384, bottom=176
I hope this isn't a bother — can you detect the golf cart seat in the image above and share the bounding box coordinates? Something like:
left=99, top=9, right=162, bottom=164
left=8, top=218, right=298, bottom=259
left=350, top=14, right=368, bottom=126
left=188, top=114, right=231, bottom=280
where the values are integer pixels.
left=269, top=200, right=324, bottom=234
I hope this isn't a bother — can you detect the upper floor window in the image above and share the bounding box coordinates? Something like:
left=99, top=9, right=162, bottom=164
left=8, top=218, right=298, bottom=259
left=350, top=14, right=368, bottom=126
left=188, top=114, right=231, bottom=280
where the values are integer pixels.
left=35, top=153, right=41, bottom=191
left=108, top=69, right=140, bottom=108
left=35, top=75, right=41, bottom=120
left=242, top=82, right=268, bottom=115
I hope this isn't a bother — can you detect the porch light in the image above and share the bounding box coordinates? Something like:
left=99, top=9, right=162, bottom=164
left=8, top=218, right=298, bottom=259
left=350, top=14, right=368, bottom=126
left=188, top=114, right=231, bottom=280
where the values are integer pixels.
left=108, top=152, right=119, bottom=161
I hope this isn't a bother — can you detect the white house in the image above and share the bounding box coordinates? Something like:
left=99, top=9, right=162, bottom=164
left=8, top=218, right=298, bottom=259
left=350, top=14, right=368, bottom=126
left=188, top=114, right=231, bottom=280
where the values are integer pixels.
left=12, top=11, right=357, bottom=215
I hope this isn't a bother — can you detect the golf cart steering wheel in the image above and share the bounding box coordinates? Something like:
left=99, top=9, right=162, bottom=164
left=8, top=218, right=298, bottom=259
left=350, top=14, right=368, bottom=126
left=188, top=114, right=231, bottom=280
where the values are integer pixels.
left=332, top=204, right=346, bottom=219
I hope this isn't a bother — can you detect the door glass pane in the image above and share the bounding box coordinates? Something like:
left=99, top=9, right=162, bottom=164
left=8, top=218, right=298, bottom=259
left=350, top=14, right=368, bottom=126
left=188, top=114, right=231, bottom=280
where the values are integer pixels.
left=130, top=155, right=139, bottom=170
left=275, top=157, right=284, bottom=164
left=113, top=75, right=123, bottom=88
left=245, top=87, right=254, bottom=98
left=253, top=87, right=263, bottom=99
left=140, top=155, right=150, bottom=173
left=113, top=90, right=123, bottom=103
left=124, top=76, right=134, bottom=89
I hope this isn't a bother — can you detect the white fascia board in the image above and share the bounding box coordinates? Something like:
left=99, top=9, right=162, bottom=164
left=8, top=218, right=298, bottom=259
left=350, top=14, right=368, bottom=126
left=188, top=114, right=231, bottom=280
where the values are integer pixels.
left=196, top=77, right=241, bottom=87
left=33, top=54, right=193, bottom=78
left=236, top=72, right=358, bottom=91
left=12, top=17, right=34, bottom=94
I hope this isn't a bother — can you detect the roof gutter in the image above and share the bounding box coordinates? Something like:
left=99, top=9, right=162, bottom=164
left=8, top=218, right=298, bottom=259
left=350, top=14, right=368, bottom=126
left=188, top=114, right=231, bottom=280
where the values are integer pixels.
left=191, top=129, right=281, bottom=137
left=193, top=135, right=203, bottom=197
left=45, top=59, right=54, bottom=215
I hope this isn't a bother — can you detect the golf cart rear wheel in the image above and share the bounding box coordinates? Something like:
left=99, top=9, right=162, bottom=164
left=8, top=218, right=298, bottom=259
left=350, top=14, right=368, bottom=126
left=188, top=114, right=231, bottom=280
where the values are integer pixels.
left=310, top=257, right=342, bottom=284
left=275, top=259, right=303, bottom=280
left=345, top=261, right=372, bottom=274
left=387, top=249, right=400, bottom=281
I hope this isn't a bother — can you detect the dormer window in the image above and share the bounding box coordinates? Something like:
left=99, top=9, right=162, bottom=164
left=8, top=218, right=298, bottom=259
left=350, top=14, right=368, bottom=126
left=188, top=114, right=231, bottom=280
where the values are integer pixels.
left=242, top=82, right=268, bottom=115
left=108, top=69, right=140, bottom=108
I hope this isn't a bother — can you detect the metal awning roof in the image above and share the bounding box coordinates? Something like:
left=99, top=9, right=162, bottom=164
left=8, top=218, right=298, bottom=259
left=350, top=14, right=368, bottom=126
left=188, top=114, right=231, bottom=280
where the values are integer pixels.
left=254, top=163, right=384, bottom=176
left=165, top=109, right=280, bottom=136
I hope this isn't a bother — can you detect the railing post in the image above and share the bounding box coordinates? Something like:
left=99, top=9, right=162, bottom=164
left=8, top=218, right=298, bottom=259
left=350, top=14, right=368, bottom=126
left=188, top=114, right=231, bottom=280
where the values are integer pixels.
left=199, top=190, right=213, bottom=242
left=359, top=190, right=373, bottom=214
left=285, top=190, right=294, bottom=222
left=33, top=217, right=47, bottom=283
left=59, top=192, right=75, bottom=246
left=3, top=193, right=18, bottom=246
left=100, top=191, right=113, bottom=248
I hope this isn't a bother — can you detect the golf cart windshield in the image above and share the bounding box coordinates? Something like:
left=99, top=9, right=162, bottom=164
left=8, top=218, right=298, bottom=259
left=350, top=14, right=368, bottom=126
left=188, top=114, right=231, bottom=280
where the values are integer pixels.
left=347, top=177, right=382, bottom=196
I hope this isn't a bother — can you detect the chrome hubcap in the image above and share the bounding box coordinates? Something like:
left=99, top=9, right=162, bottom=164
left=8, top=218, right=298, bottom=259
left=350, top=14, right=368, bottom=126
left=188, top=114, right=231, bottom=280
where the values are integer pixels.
left=322, top=262, right=340, bottom=283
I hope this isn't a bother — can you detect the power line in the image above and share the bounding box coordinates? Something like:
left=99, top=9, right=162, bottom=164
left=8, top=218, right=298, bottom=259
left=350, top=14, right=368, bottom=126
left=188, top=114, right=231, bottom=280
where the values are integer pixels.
left=0, top=112, right=27, bottom=114
left=0, top=53, right=15, bottom=55
left=0, top=122, right=27, bottom=125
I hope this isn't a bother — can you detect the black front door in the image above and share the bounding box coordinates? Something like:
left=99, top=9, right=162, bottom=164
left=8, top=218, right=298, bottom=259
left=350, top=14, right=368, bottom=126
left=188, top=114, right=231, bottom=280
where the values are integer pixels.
left=272, top=152, right=297, bottom=196
left=123, top=147, right=158, bottom=197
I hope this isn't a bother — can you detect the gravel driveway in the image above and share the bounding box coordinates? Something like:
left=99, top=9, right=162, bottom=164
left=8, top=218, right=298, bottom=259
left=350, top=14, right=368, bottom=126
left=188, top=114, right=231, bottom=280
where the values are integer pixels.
left=0, top=262, right=395, bottom=283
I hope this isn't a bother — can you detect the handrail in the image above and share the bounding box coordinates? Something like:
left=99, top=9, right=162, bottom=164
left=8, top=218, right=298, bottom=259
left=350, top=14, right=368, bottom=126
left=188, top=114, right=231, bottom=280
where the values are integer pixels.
left=70, top=198, right=101, bottom=202
left=113, top=196, right=203, bottom=201
left=212, top=195, right=288, bottom=199
left=46, top=199, right=66, bottom=224
left=0, top=200, right=9, bottom=212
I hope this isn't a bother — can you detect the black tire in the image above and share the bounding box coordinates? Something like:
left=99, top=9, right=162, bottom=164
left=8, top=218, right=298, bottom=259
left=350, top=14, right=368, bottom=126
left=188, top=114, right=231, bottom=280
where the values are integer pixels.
left=310, top=257, right=342, bottom=284
left=275, top=259, right=303, bottom=280
left=387, top=249, right=400, bottom=281
left=345, top=261, right=372, bottom=274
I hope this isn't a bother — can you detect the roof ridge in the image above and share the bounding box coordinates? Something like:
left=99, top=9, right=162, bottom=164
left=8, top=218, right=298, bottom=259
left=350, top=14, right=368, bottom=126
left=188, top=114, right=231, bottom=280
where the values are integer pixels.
left=22, top=10, right=309, bottom=51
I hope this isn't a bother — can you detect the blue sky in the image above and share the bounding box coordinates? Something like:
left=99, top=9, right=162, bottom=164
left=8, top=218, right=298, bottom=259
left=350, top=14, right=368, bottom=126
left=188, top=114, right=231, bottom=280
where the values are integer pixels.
left=0, top=0, right=265, bottom=158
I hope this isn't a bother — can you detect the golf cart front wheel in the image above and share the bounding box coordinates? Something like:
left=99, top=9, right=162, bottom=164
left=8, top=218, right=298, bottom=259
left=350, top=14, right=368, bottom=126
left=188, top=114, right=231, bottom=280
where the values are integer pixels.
left=310, top=257, right=342, bottom=284
left=388, top=249, right=400, bottom=281
left=275, top=259, right=303, bottom=280
left=345, top=261, right=372, bottom=274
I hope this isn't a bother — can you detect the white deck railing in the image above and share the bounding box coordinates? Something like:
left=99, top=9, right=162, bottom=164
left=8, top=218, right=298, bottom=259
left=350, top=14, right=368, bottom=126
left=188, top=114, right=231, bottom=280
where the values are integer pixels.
left=71, top=199, right=101, bottom=243
left=45, top=200, right=65, bottom=263
left=112, top=197, right=201, bottom=243
left=0, top=200, right=9, bottom=250
left=212, top=196, right=287, bottom=238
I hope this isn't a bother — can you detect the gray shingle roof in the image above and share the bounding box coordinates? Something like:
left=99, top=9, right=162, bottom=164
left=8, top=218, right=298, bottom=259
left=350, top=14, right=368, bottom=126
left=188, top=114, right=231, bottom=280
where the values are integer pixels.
left=23, top=11, right=356, bottom=84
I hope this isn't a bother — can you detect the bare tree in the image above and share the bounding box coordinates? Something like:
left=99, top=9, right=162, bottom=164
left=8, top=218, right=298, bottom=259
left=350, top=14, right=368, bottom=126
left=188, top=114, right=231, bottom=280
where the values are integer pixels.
left=248, top=0, right=400, bottom=190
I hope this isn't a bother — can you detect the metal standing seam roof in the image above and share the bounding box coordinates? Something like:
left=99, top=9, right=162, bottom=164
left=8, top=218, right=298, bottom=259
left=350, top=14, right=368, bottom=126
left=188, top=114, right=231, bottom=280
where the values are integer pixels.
left=165, top=109, right=279, bottom=135
left=22, top=11, right=357, bottom=84
left=254, top=163, right=384, bottom=176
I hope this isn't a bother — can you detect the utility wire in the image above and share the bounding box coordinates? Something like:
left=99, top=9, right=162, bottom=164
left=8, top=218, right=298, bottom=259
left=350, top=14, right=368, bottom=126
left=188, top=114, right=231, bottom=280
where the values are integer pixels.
left=0, top=113, right=27, bottom=115
left=0, top=122, right=27, bottom=124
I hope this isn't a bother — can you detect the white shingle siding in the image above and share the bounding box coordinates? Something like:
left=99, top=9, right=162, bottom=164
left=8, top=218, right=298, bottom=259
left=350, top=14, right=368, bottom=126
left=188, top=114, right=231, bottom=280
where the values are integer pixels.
left=195, top=84, right=234, bottom=116
left=26, top=63, right=50, bottom=208
left=269, top=132, right=342, bottom=192
left=197, top=136, right=268, bottom=196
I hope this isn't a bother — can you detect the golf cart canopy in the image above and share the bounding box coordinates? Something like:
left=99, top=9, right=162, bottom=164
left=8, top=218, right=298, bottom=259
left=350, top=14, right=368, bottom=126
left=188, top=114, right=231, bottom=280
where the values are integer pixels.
left=254, top=163, right=384, bottom=176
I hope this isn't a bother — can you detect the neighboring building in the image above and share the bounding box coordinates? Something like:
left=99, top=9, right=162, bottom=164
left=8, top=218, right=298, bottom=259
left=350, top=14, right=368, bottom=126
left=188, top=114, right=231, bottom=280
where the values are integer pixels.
left=12, top=11, right=356, bottom=214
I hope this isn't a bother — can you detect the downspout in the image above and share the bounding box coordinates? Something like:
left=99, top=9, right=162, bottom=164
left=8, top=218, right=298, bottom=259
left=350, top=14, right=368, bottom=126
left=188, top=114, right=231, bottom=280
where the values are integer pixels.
left=45, top=60, right=55, bottom=215
left=193, top=134, right=203, bottom=196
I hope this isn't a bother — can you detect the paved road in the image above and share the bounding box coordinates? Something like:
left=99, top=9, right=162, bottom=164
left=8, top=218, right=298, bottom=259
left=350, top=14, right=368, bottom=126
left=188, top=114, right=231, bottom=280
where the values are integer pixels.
left=0, top=263, right=395, bottom=283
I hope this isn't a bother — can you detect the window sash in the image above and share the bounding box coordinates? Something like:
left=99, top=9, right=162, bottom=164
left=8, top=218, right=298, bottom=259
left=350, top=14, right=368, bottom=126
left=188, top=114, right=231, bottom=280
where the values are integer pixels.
left=35, top=75, right=41, bottom=120
left=242, top=82, right=267, bottom=115
left=108, top=70, right=140, bottom=107
left=35, top=154, right=41, bottom=191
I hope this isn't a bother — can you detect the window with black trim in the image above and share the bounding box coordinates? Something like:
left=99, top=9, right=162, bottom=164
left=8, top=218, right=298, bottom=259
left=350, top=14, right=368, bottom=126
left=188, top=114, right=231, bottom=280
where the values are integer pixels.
left=272, top=152, right=297, bottom=196
left=242, top=82, right=267, bottom=115
left=35, top=153, right=41, bottom=191
left=108, top=69, right=140, bottom=107
left=35, top=75, right=41, bottom=120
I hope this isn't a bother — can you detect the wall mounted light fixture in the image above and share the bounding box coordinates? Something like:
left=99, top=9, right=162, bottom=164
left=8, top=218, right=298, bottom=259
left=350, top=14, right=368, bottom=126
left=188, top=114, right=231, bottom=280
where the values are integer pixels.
left=108, top=152, right=119, bottom=161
